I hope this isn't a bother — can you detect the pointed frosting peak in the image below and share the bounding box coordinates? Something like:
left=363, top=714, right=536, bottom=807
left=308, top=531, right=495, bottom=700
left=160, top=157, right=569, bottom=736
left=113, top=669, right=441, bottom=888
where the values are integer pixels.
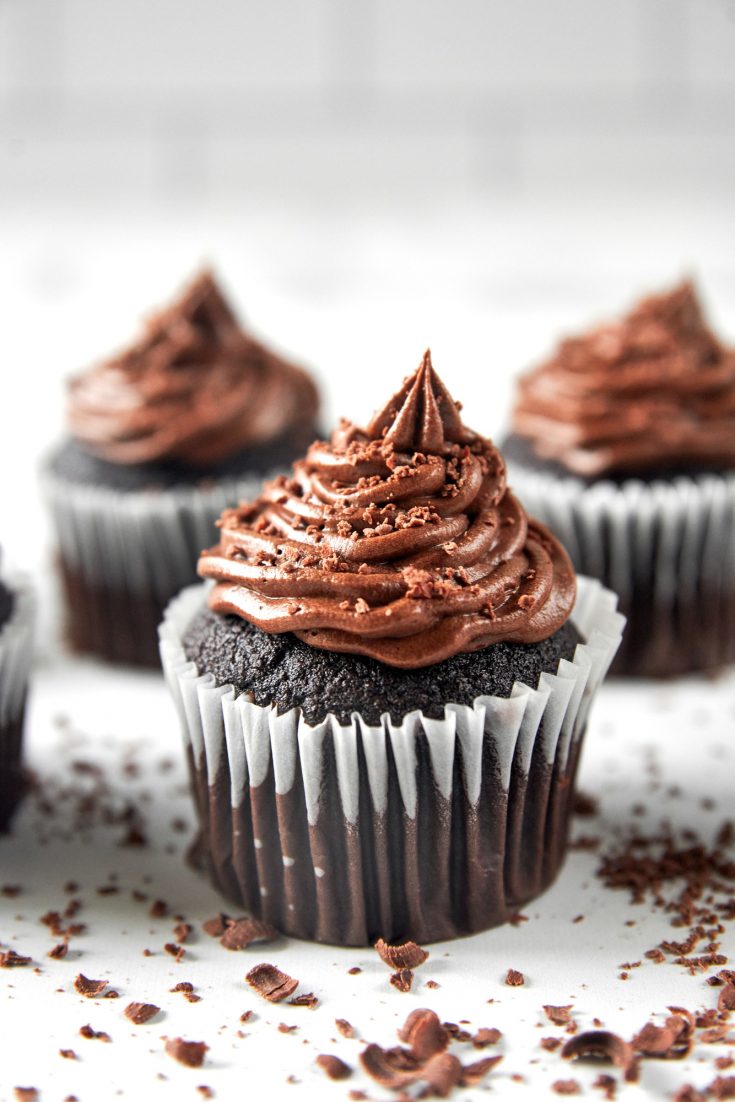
left=141, top=268, right=243, bottom=357
left=366, top=350, right=474, bottom=453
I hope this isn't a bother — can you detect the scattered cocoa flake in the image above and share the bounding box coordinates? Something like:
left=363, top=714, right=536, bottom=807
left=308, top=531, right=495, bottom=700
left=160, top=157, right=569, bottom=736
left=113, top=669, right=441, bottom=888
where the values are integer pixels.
left=13, top=1090, right=38, bottom=1101
left=472, top=1027, right=502, bottom=1048
left=593, top=1074, right=617, bottom=1100
left=348, top=1093, right=367, bottom=1101
left=573, top=915, right=585, bottom=924
left=632, top=1015, right=691, bottom=1059
left=426, top=979, right=440, bottom=989
left=390, top=968, right=413, bottom=992
left=74, top=974, right=108, bottom=998
left=716, top=1056, right=735, bottom=1071
left=541, top=1037, right=563, bottom=1051
left=421, top=1051, right=463, bottom=1096
left=645, top=948, right=666, bottom=963
left=59, top=1050, right=77, bottom=1060
left=569, top=835, right=600, bottom=851
left=96, top=885, right=119, bottom=896
left=360, top=1043, right=423, bottom=1090
left=220, top=917, right=278, bottom=951
left=719, top=985, right=735, bottom=1012
left=563, top=1031, right=639, bottom=1082
left=460, top=1055, right=503, bottom=1086
left=552, top=1081, right=581, bottom=1095
left=398, top=1009, right=450, bottom=1060
left=202, top=914, right=228, bottom=938
left=196, top=1089, right=213, bottom=1100
left=347, top=966, right=362, bottom=975
left=701, top=1025, right=733, bottom=1044
left=48, top=943, right=68, bottom=960
left=278, top=1023, right=298, bottom=1034
left=239, top=1010, right=253, bottom=1023
left=165, top=1037, right=208, bottom=1068
left=374, top=938, right=429, bottom=970
left=316, top=1054, right=352, bottom=1081
left=164, top=943, right=185, bottom=962
left=149, top=900, right=168, bottom=918
left=335, top=1019, right=355, bottom=1039
left=288, top=993, right=318, bottom=1009
left=505, top=968, right=524, bottom=987
left=79, top=1025, right=111, bottom=1042
left=673, top=1087, right=706, bottom=1102
left=173, top=923, right=192, bottom=944
left=509, top=913, right=529, bottom=926
left=246, top=963, right=298, bottom=1003
left=544, top=1005, right=573, bottom=1025
left=0, top=949, right=32, bottom=968
left=124, top=1002, right=160, bottom=1025
left=1, top=885, right=21, bottom=897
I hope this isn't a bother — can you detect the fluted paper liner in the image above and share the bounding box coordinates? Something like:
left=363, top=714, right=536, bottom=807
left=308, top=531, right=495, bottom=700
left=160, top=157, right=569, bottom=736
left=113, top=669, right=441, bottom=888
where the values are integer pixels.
left=41, top=465, right=268, bottom=664
left=0, top=568, right=35, bottom=829
left=507, top=463, right=735, bottom=676
left=160, top=577, right=623, bottom=945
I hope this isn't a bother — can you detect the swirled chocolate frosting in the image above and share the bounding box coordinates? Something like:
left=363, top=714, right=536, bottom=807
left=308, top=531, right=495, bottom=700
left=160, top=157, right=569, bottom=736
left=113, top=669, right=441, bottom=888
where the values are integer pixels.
left=512, top=281, right=735, bottom=477
left=67, top=271, right=319, bottom=466
left=198, top=353, right=576, bottom=668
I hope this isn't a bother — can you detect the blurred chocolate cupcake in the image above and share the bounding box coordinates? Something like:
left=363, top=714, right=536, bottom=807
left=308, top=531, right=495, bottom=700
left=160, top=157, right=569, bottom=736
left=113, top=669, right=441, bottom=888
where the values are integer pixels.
left=0, top=550, right=35, bottom=830
left=42, top=270, right=320, bottom=667
left=160, top=353, right=623, bottom=945
left=504, top=280, right=735, bottom=678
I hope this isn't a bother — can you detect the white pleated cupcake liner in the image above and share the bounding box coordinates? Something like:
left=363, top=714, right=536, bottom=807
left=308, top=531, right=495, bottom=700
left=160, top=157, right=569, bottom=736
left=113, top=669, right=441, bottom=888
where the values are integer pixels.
left=0, top=568, right=35, bottom=729
left=41, top=466, right=269, bottom=600
left=507, top=462, right=735, bottom=674
left=160, top=577, right=623, bottom=944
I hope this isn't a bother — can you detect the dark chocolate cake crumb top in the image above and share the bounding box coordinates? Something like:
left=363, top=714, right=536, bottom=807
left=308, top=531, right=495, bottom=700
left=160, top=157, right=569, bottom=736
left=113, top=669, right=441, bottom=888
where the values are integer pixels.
left=182, top=608, right=582, bottom=727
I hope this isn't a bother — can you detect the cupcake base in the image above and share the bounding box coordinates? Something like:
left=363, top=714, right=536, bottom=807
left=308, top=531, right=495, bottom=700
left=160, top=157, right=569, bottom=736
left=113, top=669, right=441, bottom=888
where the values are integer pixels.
left=0, top=572, right=35, bottom=831
left=504, top=435, right=735, bottom=678
left=160, top=579, right=623, bottom=945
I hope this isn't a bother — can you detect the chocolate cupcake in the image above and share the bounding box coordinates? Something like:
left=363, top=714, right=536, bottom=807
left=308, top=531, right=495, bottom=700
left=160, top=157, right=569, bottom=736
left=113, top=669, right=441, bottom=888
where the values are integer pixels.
left=160, top=354, right=623, bottom=945
left=0, top=551, right=35, bottom=830
left=42, top=270, right=320, bottom=667
left=504, top=280, right=735, bottom=678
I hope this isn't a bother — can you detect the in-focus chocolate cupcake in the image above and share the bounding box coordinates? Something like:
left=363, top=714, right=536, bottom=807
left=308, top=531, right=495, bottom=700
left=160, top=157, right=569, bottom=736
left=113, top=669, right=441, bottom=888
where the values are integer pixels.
left=504, top=280, right=735, bottom=678
left=42, top=270, right=320, bottom=667
left=160, top=353, right=623, bottom=945
left=0, top=550, right=35, bottom=830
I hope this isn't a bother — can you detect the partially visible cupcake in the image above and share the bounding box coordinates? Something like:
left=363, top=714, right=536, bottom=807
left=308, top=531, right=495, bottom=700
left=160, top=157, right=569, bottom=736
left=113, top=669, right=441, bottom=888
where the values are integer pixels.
left=504, top=280, right=735, bottom=678
left=160, top=353, right=623, bottom=945
left=0, top=550, right=35, bottom=830
left=42, top=270, right=320, bottom=667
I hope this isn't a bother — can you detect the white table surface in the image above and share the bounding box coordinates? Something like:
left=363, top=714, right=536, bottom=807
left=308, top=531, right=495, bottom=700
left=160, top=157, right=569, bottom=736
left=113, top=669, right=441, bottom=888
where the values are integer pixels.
left=2, top=201, right=735, bottom=1101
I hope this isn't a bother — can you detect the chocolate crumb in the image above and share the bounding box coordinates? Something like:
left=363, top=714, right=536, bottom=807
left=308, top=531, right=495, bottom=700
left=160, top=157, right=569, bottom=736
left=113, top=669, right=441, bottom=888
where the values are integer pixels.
left=220, top=917, right=278, bottom=951
left=316, top=1054, right=352, bottom=1080
left=13, top=1090, right=38, bottom=1102
left=426, top=979, right=440, bottom=989
left=398, top=1009, right=450, bottom=1060
left=288, top=993, right=318, bottom=1009
left=374, top=938, right=429, bottom=970
left=389, top=968, right=414, bottom=992
left=347, top=966, right=362, bottom=975
left=505, top=968, right=525, bottom=986
left=196, top=1089, right=213, bottom=1100
left=562, top=1031, right=639, bottom=1082
left=460, top=1055, right=503, bottom=1086
left=74, top=974, right=109, bottom=998
left=541, top=1037, right=563, bottom=1051
left=59, top=1050, right=77, bottom=1060
left=124, top=1001, right=160, bottom=1025
left=48, top=942, right=68, bottom=960
left=149, top=899, right=168, bottom=918
left=79, top=1024, right=111, bottom=1042
left=552, top=1081, right=581, bottom=1095
left=544, top=1005, right=573, bottom=1025
left=336, top=1019, right=356, bottom=1038
left=246, top=963, right=298, bottom=1003
left=164, top=942, right=185, bottom=962
left=202, top=914, right=228, bottom=938
left=472, top=1027, right=502, bottom=1048
left=173, top=922, right=192, bottom=944
left=278, top=1023, right=298, bottom=1034
left=165, top=1037, right=208, bottom=1068
left=0, top=949, right=32, bottom=968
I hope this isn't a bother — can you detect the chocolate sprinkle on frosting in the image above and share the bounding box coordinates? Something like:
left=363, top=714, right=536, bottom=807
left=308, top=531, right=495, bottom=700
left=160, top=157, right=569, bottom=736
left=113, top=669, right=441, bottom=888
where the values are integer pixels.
left=199, top=352, right=576, bottom=668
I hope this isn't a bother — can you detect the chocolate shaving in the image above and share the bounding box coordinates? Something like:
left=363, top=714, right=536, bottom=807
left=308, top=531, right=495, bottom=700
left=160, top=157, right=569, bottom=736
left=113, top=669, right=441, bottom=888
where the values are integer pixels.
left=336, top=1019, right=356, bottom=1038
left=562, top=1031, right=639, bottom=1082
left=460, top=1055, right=503, bottom=1086
left=374, top=938, right=429, bottom=970
left=397, top=1009, right=450, bottom=1060
left=165, top=1038, right=208, bottom=1068
left=246, top=963, right=298, bottom=1003
left=220, top=917, right=278, bottom=951
left=360, top=1043, right=423, bottom=1090
left=389, top=968, right=414, bottom=992
left=79, top=1025, right=111, bottom=1042
left=541, top=1037, right=563, bottom=1051
left=544, top=1005, right=573, bottom=1025
left=48, top=943, right=68, bottom=960
left=719, top=985, right=735, bottom=1012
left=505, top=968, right=525, bottom=986
left=124, top=1001, right=160, bottom=1025
left=632, top=1015, right=691, bottom=1059
left=59, top=1050, right=77, bottom=1060
left=74, top=974, right=108, bottom=998
left=173, top=922, right=192, bottom=944
left=0, top=949, right=32, bottom=968
left=553, top=1081, right=581, bottom=1095
left=316, top=1054, right=352, bottom=1080
left=288, top=993, right=318, bottom=1009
